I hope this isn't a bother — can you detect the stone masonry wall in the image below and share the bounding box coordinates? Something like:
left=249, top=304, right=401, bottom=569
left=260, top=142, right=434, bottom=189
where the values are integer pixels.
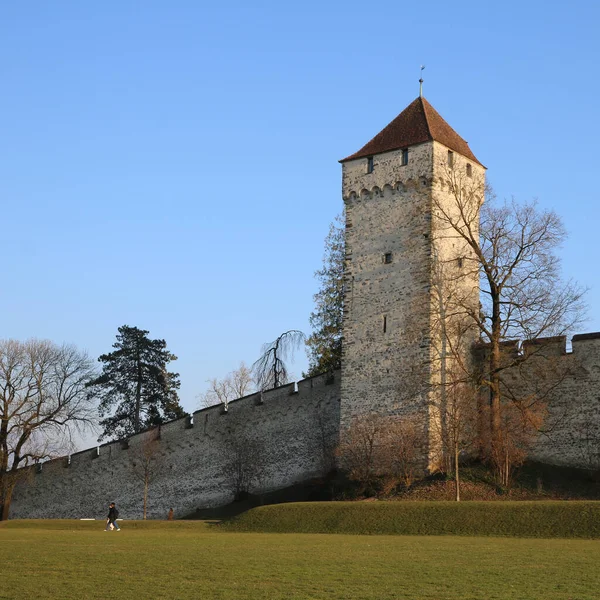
left=521, top=334, right=600, bottom=468
left=475, top=333, right=600, bottom=469
left=10, top=372, right=340, bottom=520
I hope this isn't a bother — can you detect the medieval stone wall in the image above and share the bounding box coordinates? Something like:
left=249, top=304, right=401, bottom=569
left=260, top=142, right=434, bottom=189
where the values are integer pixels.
left=10, top=373, right=340, bottom=520
left=515, top=334, right=600, bottom=469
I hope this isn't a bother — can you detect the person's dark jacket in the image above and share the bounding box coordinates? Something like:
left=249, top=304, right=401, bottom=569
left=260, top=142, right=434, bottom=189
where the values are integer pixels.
left=107, top=506, right=118, bottom=521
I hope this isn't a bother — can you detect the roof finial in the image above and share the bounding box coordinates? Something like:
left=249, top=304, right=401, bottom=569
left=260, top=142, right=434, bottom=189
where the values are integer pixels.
left=419, top=65, right=425, bottom=97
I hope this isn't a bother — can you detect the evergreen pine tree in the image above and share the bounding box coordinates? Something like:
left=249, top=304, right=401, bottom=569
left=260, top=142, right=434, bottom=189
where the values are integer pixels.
left=88, top=325, right=185, bottom=441
left=305, top=212, right=345, bottom=376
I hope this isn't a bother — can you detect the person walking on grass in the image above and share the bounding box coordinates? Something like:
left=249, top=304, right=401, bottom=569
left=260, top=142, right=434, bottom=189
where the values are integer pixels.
left=105, top=502, right=120, bottom=531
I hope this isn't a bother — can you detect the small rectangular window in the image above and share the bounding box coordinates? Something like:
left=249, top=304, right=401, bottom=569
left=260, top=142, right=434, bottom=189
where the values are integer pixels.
left=383, top=252, right=393, bottom=264
left=448, top=150, right=454, bottom=167
left=401, top=148, right=409, bottom=166
left=466, top=163, right=472, bottom=177
left=457, top=257, right=464, bottom=268
left=367, top=157, right=374, bottom=174
left=383, top=315, right=387, bottom=334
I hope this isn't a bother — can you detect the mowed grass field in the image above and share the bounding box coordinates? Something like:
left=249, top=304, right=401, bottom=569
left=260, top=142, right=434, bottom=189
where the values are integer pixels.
left=1, top=517, right=600, bottom=600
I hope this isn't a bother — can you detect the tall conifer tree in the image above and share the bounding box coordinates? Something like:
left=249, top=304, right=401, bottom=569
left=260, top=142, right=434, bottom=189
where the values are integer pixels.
left=88, top=325, right=185, bottom=441
left=305, top=212, right=345, bottom=376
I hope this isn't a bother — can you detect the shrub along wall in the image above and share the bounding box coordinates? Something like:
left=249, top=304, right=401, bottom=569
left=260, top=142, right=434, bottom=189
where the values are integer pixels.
left=220, top=501, right=600, bottom=539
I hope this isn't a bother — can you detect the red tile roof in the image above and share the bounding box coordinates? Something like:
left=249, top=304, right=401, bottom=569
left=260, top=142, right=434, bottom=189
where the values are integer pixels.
left=340, top=97, right=483, bottom=166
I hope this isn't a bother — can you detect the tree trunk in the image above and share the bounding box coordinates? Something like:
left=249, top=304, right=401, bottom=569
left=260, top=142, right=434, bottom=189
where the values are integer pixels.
left=439, top=300, right=448, bottom=474
left=0, top=484, right=13, bottom=521
left=503, top=447, right=510, bottom=488
left=489, top=357, right=502, bottom=461
left=0, top=418, right=9, bottom=520
left=143, top=477, right=148, bottom=520
left=476, top=387, right=487, bottom=459
left=489, top=292, right=502, bottom=464
left=272, top=352, right=278, bottom=388
left=454, top=443, right=460, bottom=502
left=135, top=342, right=142, bottom=433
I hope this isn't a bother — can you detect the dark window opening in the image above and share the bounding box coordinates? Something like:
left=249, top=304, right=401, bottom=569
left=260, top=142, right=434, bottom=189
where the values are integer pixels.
left=367, top=156, right=374, bottom=173
left=384, top=252, right=393, bottom=264
left=383, top=315, right=387, bottom=334
left=448, top=150, right=454, bottom=167
left=466, top=163, right=472, bottom=177
left=401, top=148, right=409, bottom=166
left=457, top=257, right=464, bottom=268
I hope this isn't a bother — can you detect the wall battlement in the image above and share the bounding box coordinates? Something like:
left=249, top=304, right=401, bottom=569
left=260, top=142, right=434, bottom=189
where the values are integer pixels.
left=31, top=373, right=337, bottom=475
left=473, top=332, right=600, bottom=468
left=474, top=332, right=600, bottom=360
left=343, top=178, right=432, bottom=202
left=11, top=372, right=341, bottom=519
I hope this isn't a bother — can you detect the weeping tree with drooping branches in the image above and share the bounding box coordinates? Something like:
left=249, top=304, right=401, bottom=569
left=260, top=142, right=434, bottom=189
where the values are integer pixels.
left=253, top=330, right=306, bottom=391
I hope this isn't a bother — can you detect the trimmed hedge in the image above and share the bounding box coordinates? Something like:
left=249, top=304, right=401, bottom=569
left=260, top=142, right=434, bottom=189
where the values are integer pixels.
left=220, top=501, right=600, bottom=539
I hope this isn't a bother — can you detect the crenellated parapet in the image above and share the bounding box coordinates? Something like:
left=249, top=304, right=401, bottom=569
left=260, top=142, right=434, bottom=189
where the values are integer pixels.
left=343, top=178, right=434, bottom=203
left=474, top=332, right=600, bottom=362
left=342, top=144, right=433, bottom=201
left=10, top=371, right=341, bottom=520
left=472, top=332, right=600, bottom=469
left=572, top=331, right=600, bottom=343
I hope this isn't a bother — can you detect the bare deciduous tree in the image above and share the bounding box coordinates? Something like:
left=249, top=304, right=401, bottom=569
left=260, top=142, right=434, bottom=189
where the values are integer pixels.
left=315, top=403, right=337, bottom=473
left=199, top=377, right=230, bottom=409
left=0, top=339, right=97, bottom=520
left=129, top=427, right=164, bottom=520
left=198, top=362, right=255, bottom=410
left=337, top=414, right=380, bottom=490
left=223, top=433, right=264, bottom=501
left=337, top=414, right=422, bottom=496
left=428, top=246, right=481, bottom=499
left=432, top=162, right=587, bottom=484
left=229, top=362, right=254, bottom=399
left=483, top=395, right=546, bottom=488
left=253, top=330, right=305, bottom=390
left=379, top=417, right=422, bottom=490
left=430, top=377, right=480, bottom=500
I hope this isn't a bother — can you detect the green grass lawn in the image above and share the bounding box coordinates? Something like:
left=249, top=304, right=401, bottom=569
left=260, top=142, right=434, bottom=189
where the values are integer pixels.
left=1, top=519, right=599, bottom=599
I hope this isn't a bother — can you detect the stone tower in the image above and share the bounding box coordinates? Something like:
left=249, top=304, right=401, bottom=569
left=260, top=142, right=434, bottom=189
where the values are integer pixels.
left=339, top=96, right=485, bottom=469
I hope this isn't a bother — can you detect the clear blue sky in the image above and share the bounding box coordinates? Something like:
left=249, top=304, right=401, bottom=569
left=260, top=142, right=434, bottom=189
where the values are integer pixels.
left=1, top=1, right=599, bottom=434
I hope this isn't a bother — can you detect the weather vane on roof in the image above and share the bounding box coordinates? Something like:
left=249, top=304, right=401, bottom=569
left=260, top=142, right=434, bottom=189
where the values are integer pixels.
left=419, top=65, right=425, bottom=97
